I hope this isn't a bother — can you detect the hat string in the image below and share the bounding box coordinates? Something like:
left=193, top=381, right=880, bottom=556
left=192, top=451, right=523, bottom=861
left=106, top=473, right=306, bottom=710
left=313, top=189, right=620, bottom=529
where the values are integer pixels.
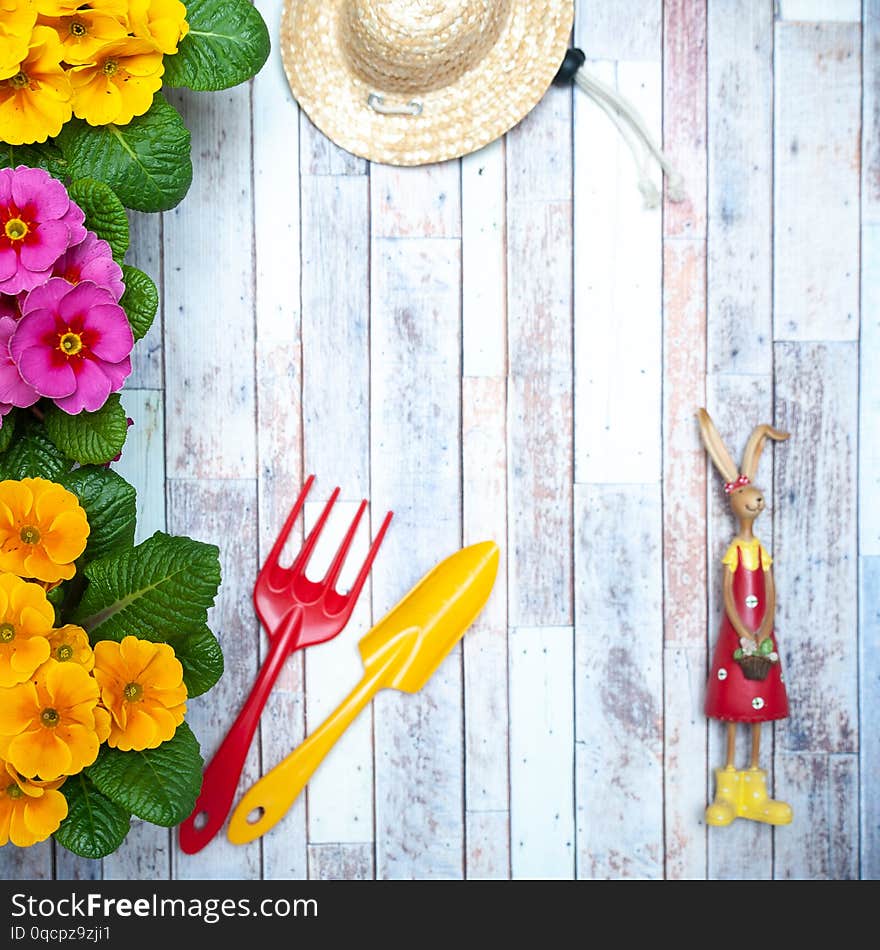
left=556, top=48, right=686, bottom=209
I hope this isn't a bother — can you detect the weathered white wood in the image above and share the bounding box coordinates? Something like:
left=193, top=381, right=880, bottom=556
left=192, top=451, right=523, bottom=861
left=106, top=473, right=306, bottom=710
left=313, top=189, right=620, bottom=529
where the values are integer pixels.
left=251, top=0, right=308, bottom=881
left=704, top=374, right=774, bottom=878
left=462, top=376, right=509, bottom=879
left=774, top=342, right=859, bottom=754
left=301, top=176, right=370, bottom=495
left=370, top=162, right=461, bottom=238
left=115, top=390, right=166, bottom=543
left=370, top=236, right=463, bottom=879
left=302, top=501, right=375, bottom=845
left=125, top=210, right=163, bottom=390
left=167, top=480, right=261, bottom=880
left=662, top=244, right=707, bottom=649
left=707, top=0, right=774, bottom=375
left=300, top=114, right=368, bottom=177
left=506, top=86, right=572, bottom=207
left=574, top=0, right=661, bottom=61
left=774, top=22, right=861, bottom=341
left=775, top=753, right=859, bottom=879
left=574, top=484, right=664, bottom=880
left=163, top=85, right=256, bottom=479
left=861, top=228, right=880, bottom=555
left=466, top=812, right=510, bottom=881
left=462, top=140, right=507, bottom=378
left=308, top=843, right=373, bottom=880
left=778, top=0, right=861, bottom=20
left=864, top=0, right=880, bottom=219
left=0, top=842, right=52, bottom=880
left=507, top=86, right=572, bottom=629
left=574, top=60, right=663, bottom=484
left=663, top=0, right=707, bottom=237
left=54, top=849, right=101, bottom=881
left=859, top=557, right=880, bottom=879
left=509, top=626, right=575, bottom=880
left=663, top=646, right=708, bottom=879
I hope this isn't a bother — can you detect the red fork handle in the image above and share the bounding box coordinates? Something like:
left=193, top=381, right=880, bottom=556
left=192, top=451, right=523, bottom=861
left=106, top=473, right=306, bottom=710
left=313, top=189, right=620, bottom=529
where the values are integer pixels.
left=178, top=609, right=304, bottom=854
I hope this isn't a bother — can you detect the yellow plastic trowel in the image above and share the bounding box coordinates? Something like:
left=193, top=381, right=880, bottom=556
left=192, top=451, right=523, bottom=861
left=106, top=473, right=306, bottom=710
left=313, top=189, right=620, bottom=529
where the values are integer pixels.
left=227, top=539, right=500, bottom=845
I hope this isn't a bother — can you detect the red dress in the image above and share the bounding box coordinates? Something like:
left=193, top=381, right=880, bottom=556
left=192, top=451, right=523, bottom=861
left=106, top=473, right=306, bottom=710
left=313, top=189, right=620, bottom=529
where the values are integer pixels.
left=705, top=540, right=788, bottom=723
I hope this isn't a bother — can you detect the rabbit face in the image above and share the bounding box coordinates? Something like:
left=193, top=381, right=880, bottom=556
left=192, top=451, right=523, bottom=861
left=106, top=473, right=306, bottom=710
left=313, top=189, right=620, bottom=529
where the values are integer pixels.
left=729, top=483, right=766, bottom=522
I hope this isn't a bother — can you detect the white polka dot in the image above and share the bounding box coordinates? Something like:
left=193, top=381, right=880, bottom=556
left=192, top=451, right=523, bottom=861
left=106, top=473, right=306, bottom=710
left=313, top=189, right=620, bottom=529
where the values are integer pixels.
left=717, top=668, right=728, bottom=681
left=745, top=595, right=759, bottom=609
left=752, top=697, right=765, bottom=710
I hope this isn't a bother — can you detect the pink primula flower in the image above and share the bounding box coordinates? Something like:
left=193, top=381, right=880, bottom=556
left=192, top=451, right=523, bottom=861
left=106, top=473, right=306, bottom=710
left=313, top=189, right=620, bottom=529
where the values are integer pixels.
left=0, top=167, right=86, bottom=295
left=0, top=315, right=38, bottom=408
left=11, top=278, right=133, bottom=414
left=52, top=232, right=125, bottom=301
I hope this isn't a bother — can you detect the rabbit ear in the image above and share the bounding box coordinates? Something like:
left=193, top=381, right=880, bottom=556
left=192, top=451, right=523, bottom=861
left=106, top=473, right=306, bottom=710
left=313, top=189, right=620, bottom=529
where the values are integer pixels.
left=741, top=424, right=790, bottom=481
left=696, top=408, right=739, bottom=483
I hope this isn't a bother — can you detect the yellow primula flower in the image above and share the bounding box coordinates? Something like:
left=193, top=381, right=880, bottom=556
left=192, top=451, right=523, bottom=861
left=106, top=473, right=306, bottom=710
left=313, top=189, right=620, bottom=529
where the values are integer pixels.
left=0, top=0, right=38, bottom=82
left=69, top=37, right=163, bottom=126
left=35, top=0, right=128, bottom=15
left=40, top=4, right=130, bottom=66
left=0, top=478, right=90, bottom=583
left=0, top=758, right=67, bottom=848
left=93, top=636, right=187, bottom=752
left=0, top=660, right=101, bottom=780
left=48, top=624, right=94, bottom=671
left=128, top=0, right=188, bottom=55
left=0, top=25, right=72, bottom=145
left=0, top=573, right=53, bottom=688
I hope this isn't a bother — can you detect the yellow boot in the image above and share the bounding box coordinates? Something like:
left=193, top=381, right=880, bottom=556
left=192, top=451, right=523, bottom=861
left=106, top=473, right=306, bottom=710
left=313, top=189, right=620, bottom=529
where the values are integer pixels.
left=705, top=767, right=740, bottom=826
left=737, top=768, right=793, bottom=825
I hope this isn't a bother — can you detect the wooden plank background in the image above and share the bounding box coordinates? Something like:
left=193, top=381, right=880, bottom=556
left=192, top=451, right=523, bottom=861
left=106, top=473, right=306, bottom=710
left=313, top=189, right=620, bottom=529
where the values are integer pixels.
left=2, top=0, right=874, bottom=881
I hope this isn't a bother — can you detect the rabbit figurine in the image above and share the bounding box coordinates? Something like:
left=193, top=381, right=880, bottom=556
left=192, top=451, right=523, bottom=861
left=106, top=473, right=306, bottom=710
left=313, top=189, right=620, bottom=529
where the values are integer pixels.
left=697, top=408, right=793, bottom=828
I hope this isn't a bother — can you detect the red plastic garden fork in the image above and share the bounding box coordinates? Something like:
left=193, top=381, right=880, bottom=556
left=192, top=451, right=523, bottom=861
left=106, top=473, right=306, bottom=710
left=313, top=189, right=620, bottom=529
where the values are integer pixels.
left=178, top=475, right=392, bottom=854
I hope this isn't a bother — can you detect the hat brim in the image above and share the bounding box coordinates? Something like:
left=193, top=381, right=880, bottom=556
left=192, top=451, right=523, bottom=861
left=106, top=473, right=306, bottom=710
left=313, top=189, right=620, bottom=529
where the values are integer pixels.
left=280, top=1, right=574, bottom=166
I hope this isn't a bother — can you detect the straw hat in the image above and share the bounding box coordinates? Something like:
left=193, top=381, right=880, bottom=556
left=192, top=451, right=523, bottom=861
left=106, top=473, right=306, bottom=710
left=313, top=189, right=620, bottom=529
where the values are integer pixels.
left=280, top=0, right=575, bottom=166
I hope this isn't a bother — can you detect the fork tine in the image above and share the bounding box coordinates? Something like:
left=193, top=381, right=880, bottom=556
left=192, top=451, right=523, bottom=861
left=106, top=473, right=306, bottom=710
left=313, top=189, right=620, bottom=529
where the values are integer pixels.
left=343, top=508, right=393, bottom=604
left=290, top=486, right=341, bottom=576
left=322, top=498, right=368, bottom=590
left=261, top=474, right=315, bottom=574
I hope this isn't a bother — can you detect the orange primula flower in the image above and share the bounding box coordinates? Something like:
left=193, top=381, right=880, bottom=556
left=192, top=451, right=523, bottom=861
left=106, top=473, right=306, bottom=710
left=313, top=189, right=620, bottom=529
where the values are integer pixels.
left=0, top=478, right=89, bottom=583
left=0, top=660, right=101, bottom=780
left=0, top=572, right=53, bottom=688
left=93, top=636, right=186, bottom=751
left=47, top=624, right=94, bottom=671
left=0, top=758, right=67, bottom=847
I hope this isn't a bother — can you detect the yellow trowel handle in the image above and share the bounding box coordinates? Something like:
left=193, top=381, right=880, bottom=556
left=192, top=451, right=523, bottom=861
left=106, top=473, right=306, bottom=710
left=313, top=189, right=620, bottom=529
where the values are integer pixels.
left=227, top=659, right=383, bottom=845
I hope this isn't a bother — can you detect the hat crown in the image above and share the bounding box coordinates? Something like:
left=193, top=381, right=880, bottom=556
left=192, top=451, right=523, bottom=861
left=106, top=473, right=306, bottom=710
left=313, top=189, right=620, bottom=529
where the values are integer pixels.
left=343, top=0, right=510, bottom=95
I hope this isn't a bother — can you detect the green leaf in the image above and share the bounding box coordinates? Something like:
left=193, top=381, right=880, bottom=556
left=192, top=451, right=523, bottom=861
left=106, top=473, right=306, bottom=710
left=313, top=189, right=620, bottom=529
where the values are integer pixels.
left=163, top=0, right=270, bottom=91
left=67, top=178, right=130, bottom=262
left=55, top=95, right=193, bottom=213
left=44, top=394, right=129, bottom=466
left=733, top=649, right=743, bottom=660
left=87, top=723, right=203, bottom=827
left=120, top=265, right=159, bottom=341
left=0, top=415, right=70, bottom=480
left=54, top=773, right=131, bottom=860
left=759, top=638, right=774, bottom=655
left=0, top=411, right=16, bottom=454
left=73, top=531, right=222, bottom=643
left=60, top=466, right=137, bottom=564
left=0, top=141, right=68, bottom=178
left=168, top=624, right=224, bottom=697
